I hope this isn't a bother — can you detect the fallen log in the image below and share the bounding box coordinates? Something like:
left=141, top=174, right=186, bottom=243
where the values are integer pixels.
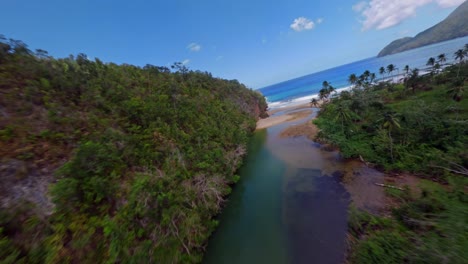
left=374, top=183, right=404, bottom=191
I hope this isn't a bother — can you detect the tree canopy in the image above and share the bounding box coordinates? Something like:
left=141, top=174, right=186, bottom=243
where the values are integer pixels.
left=0, top=37, right=267, bottom=263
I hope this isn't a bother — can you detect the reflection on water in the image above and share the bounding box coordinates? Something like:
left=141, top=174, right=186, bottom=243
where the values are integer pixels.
left=285, top=169, right=349, bottom=264
left=204, top=109, right=382, bottom=263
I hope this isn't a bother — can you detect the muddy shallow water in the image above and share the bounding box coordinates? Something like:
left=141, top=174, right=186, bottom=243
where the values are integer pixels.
left=203, top=107, right=386, bottom=264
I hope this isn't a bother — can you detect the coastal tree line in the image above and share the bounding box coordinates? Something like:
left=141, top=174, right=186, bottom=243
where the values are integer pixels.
left=313, top=44, right=467, bottom=263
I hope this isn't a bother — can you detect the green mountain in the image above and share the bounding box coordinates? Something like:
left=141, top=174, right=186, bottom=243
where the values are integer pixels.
left=378, top=0, right=468, bottom=57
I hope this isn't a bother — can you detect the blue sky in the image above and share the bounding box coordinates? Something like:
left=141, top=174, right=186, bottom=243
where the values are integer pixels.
left=1, top=0, right=464, bottom=88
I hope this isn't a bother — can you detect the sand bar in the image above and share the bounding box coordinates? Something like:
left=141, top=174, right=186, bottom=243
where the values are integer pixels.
left=256, top=109, right=312, bottom=130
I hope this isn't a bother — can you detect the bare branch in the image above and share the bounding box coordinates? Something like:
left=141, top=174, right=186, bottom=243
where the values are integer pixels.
left=374, top=183, right=404, bottom=190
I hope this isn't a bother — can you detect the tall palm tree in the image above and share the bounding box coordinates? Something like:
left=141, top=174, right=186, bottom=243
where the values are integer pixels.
left=320, top=81, right=336, bottom=99
left=322, top=80, right=330, bottom=90
left=433, top=63, right=441, bottom=74
left=380, top=112, right=401, bottom=162
left=319, top=88, right=328, bottom=101
left=437, top=53, right=446, bottom=66
left=319, top=81, right=330, bottom=101
left=335, top=103, right=352, bottom=133
left=370, top=73, right=376, bottom=84
left=328, top=84, right=336, bottom=98
left=310, top=98, right=319, bottom=107
left=426, top=57, right=436, bottom=80
left=386, top=64, right=395, bottom=82
left=454, top=49, right=465, bottom=77
left=348, top=73, right=358, bottom=88
left=406, top=68, right=419, bottom=94
left=363, top=70, right=371, bottom=79
left=379, top=67, right=386, bottom=81
left=403, top=65, right=410, bottom=77
left=426, top=57, right=435, bottom=67
left=447, top=78, right=465, bottom=102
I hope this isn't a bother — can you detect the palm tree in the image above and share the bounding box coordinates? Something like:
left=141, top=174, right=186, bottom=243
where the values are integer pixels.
left=437, top=53, right=446, bottom=66
left=403, top=65, right=410, bottom=77
left=379, top=67, right=386, bottom=81
left=426, top=57, right=436, bottom=80
left=380, top=111, right=401, bottom=162
left=363, top=70, right=371, bottom=79
left=433, top=63, right=441, bottom=74
left=335, top=103, right=352, bottom=133
left=426, top=57, right=435, bottom=67
left=370, top=73, right=376, bottom=84
left=327, top=84, right=336, bottom=97
left=447, top=78, right=465, bottom=102
left=406, top=68, right=419, bottom=94
left=310, top=98, right=319, bottom=107
left=454, top=49, right=465, bottom=77
left=319, top=88, right=328, bottom=101
left=348, top=73, right=358, bottom=88
left=386, top=64, right=395, bottom=82
left=320, top=81, right=335, bottom=100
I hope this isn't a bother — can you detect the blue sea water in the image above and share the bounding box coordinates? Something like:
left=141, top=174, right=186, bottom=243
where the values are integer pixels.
left=259, top=36, right=468, bottom=109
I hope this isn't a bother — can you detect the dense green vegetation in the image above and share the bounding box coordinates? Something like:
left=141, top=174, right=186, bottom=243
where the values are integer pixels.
left=314, top=47, right=468, bottom=263
left=315, top=60, right=467, bottom=175
left=348, top=176, right=468, bottom=263
left=378, top=0, right=468, bottom=57
left=0, top=36, right=267, bottom=263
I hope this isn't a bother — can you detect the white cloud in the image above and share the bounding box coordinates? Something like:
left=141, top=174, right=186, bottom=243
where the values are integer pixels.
left=352, top=1, right=367, bottom=11
left=316, top=18, right=324, bottom=24
left=354, top=0, right=465, bottom=31
left=290, top=17, right=315, bottom=32
left=187, top=43, right=201, bottom=52
left=182, top=59, right=190, bottom=65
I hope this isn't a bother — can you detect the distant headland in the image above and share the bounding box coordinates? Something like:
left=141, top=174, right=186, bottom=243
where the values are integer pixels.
left=378, top=0, right=468, bottom=57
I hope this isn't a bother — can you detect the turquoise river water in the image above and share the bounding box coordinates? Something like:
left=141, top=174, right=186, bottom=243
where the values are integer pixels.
left=203, top=109, right=367, bottom=264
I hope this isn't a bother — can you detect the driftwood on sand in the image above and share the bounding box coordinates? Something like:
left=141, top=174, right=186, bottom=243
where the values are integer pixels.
left=374, top=183, right=404, bottom=191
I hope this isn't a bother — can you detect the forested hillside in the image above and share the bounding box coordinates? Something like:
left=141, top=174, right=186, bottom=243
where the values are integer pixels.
left=378, top=0, right=468, bottom=57
left=314, top=48, right=468, bottom=263
left=0, top=37, right=267, bottom=263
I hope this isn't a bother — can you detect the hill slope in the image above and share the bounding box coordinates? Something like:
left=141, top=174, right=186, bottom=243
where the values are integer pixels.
left=378, top=1, right=468, bottom=57
left=0, top=37, right=267, bottom=263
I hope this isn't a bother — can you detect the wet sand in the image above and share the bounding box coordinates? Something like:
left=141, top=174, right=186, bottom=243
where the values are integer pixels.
left=279, top=120, right=319, bottom=140
left=256, top=109, right=312, bottom=130
left=272, top=107, right=420, bottom=214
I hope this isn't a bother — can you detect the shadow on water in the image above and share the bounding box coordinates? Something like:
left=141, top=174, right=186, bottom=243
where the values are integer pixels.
left=203, top=129, right=289, bottom=264
left=285, top=169, right=350, bottom=264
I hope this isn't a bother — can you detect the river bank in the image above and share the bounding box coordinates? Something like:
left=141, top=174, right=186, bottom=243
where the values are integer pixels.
left=267, top=107, right=420, bottom=215
left=205, top=103, right=420, bottom=263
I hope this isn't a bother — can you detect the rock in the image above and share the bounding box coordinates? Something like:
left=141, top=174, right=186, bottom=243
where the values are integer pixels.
left=0, top=158, right=54, bottom=216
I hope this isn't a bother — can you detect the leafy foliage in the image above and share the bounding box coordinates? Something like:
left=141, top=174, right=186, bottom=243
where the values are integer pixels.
left=348, top=178, right=468, bottom=263
left=316, top=50, right=468, bottom=263
left=0, top=37, right=267, bottom=262
left=314, top=62, right=468, bottom=175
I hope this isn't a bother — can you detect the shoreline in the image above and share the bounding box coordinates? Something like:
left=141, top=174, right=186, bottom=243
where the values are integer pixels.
left=264, top=102, right=420, bottom=214
left=256, top=101, right=323, bottom=130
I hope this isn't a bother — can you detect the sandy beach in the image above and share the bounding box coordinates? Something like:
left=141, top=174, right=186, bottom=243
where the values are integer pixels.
left=256, top=100, right=323, bottom=130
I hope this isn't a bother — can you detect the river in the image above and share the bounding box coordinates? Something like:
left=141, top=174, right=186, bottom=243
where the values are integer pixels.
left=203, top=108, right=385, bottom=263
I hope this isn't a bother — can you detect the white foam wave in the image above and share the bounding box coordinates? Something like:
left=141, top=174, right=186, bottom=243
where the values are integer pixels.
left=267, top=85, right=353, bottom=110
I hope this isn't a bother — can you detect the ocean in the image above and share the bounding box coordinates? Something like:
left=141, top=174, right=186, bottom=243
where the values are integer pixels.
left=258, top=36, right=468, bottom=109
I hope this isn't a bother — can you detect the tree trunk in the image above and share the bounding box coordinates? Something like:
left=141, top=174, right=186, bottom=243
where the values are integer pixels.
left=388, top=130, right=394, bottom=162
